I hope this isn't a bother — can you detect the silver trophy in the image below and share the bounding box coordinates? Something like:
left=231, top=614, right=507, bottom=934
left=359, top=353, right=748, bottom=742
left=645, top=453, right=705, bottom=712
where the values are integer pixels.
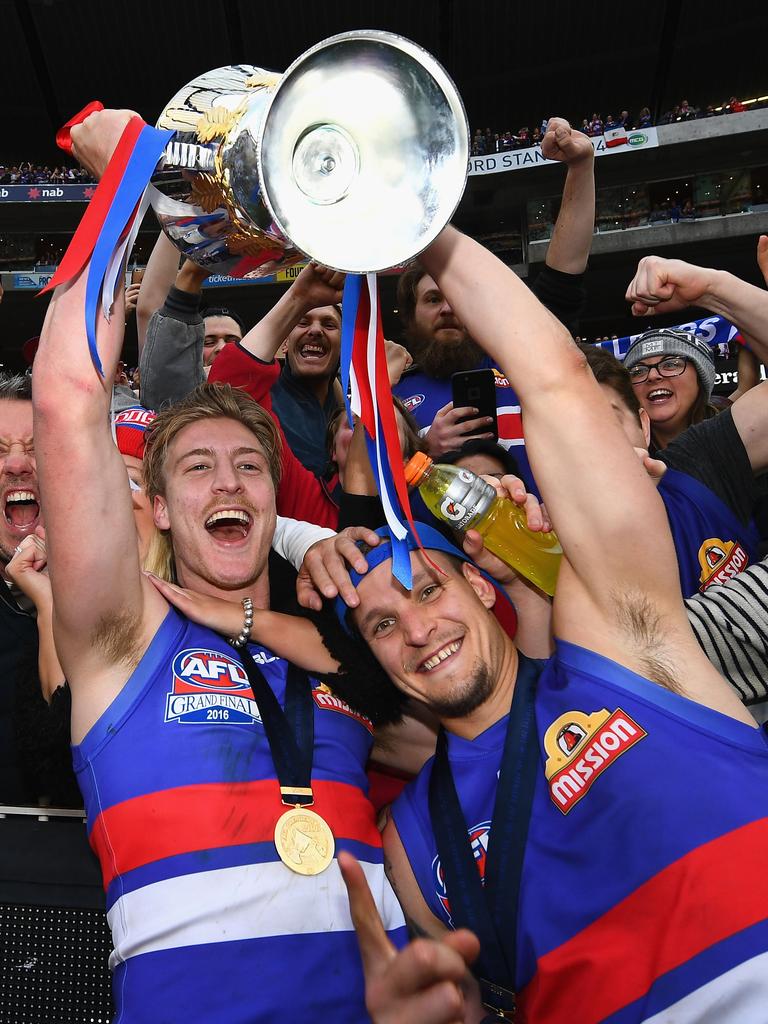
left=150, top=30, right=469, bottom=277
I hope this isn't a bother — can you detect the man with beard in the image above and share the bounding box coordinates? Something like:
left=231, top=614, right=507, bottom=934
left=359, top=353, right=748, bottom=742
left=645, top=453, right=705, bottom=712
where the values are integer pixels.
left=333, top=224, right=768, bottom=1024
left=393, top=117, right=594, bottom=489
left=210, top=261, right=345, bottom=477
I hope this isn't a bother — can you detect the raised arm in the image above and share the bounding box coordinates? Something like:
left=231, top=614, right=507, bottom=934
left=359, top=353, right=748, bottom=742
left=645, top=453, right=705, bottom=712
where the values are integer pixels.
left=540, top=118, right=595, bottom=275
left=626, top=254, right=768, bottom=472
left=136, top=230, right=182, bottom=354
left=421, top=228, right=753, bottom=723
left=626, top=255, right=768, bottom=362
left=238, top=262, right=343, bottom=362
left=139, top=259, right=207, bottom=409
left=34, top=110, right=167, bottom=737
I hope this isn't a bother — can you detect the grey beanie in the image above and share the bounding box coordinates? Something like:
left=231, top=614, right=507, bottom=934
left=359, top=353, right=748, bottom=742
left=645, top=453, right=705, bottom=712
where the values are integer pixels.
left=623, top=328, right=716, bottom=399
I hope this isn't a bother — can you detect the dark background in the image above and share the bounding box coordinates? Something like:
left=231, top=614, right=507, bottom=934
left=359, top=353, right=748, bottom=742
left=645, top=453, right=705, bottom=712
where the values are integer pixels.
left=3, top=0, right=766, bottom=161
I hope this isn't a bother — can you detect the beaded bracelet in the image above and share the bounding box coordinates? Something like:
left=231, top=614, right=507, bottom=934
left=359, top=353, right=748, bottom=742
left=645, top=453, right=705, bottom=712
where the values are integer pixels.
left=229, top=597, right=254, bottom=648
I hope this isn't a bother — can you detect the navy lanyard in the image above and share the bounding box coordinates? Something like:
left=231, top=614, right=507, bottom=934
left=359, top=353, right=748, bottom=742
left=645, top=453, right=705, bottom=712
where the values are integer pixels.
left=428, top=653, right=542, bottom=1020
left=231, top=644, right=315, bottom=805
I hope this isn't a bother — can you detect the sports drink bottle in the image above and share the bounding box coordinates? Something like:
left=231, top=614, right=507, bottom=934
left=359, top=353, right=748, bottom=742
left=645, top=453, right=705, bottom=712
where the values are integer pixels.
left=404, top=452, right=562, bottom=595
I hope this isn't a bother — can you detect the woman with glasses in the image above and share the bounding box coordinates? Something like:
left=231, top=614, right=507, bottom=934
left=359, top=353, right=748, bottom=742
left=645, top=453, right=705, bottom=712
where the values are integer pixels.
left=623, top=328, right=718, bottom=451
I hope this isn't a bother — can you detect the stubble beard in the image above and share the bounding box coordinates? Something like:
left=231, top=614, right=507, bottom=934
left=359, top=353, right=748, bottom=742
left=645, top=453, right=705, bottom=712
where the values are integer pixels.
left=426, top=660, right=495, bottom=719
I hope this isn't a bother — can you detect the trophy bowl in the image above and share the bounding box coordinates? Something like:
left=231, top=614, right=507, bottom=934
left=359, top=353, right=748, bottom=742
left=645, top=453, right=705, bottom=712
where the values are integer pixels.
left=150, top=31, right=469, bottom=278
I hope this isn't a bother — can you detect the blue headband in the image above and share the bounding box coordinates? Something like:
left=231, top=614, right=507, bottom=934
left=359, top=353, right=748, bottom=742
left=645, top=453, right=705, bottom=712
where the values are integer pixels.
left=334, top=521, right=517, bottom=635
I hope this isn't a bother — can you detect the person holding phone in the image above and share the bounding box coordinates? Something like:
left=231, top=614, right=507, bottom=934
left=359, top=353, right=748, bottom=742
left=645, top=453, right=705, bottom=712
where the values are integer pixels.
left=393, top=117, right=595, bottom=493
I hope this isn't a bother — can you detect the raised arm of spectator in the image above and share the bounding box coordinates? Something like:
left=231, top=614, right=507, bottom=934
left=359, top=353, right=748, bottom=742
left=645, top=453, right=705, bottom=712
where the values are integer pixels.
left=34, top=110, right=167, bottom=741
left=626, top=255, right=768, bottom=362
left=238, top=262, right=343, bottom=362
left=139, top=256, right=209, bottom=410
left=626, top=254, right=768, bottom=472
left=421, top=226, right=753, bottom=724
left=539, top=117, right=595, bottom=275
left=136, top=230, right=182, bottom=354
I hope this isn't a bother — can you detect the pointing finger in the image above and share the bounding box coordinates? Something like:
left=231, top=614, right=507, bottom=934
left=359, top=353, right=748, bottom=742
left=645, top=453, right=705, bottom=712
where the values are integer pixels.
left=338, top=851, right=397, bottom=978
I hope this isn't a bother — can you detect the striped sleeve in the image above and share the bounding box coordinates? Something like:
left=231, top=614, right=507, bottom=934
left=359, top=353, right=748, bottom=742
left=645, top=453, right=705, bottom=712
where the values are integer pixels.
left=685, top=561, right=768, bottom=706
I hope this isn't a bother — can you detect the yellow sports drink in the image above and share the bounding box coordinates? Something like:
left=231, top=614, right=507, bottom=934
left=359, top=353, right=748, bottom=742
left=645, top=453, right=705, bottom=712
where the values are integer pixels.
left=404, top=452, right=562, bottom=595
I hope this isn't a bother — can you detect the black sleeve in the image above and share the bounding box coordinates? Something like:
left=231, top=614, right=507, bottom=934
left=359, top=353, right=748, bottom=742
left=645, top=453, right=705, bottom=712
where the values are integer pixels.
left=337, top=492, right=386, bottom=531
left=660, top=409, right=756, bottom=525
left=530, top=264, right=586, bottom=335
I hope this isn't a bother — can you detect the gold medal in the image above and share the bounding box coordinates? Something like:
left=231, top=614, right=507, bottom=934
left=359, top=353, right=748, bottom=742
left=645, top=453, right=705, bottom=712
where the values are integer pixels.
left=274, top=806, right=335, bottom=876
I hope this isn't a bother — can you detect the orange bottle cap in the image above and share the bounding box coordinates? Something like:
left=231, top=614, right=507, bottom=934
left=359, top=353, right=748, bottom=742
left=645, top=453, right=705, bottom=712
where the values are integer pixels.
left=404, top=451, right=433, bottom=486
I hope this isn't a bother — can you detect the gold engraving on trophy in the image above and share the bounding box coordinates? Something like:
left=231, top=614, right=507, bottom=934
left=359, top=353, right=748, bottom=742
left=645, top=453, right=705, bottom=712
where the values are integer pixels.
left=196, top=105, right=240, bottom=144
left=274, top=807, right=335, bottom=876
left=228, top=232, right=273, bottom=256
left=245, top=71, right=281, bottom=90
left=189, top=173, right=227, bottom=213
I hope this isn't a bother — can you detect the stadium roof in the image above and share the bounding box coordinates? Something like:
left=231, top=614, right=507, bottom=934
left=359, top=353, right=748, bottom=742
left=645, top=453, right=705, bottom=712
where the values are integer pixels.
left=2, top=0, right=767, bottom=162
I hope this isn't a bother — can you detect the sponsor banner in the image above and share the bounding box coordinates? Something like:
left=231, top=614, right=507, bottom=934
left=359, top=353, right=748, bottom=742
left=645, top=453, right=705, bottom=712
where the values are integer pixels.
left=202, top=272, right=276, bottom=287
left=0, top=183, right=95, bottom=202
left=276, top=263, right=309, bottom=283
left=9, top=271, right=56, bottom=290
left=599, top=314, right=740, bottom=360
left=468, top=127, right=659, bottom=177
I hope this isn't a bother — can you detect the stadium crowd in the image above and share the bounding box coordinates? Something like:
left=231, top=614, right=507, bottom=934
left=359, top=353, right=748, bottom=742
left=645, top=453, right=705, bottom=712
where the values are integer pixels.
left=471, top=92, right=758, bottom=155
left=2, top=108, right=768, bottom=1024
left=0, top=161, right=96, bottom=185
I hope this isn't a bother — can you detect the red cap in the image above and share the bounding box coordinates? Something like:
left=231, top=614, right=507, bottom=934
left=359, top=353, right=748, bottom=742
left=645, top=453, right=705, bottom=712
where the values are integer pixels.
left=113, top=406, right=156, bottom=460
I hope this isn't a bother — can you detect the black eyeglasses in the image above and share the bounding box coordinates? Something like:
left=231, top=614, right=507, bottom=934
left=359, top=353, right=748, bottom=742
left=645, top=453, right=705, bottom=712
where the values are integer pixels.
left=628, top=355, right=688, bottom=384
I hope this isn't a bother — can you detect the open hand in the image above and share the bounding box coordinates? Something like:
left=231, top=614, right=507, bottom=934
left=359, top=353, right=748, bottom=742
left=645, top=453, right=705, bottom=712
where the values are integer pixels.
left=145, top=573, right=245, bottom=638
left=426, top=403, right=495, bottom=457
left=462, top=474, right=552, bottom=586
left=297, top=525, right=382, bottom=611
left=339, top=851, right=480, bottom=1024
left=124, top=282, right=141, bottom=319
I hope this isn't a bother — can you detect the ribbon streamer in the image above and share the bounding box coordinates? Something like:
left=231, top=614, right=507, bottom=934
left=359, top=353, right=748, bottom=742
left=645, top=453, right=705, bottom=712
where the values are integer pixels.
left=341, top=273, right=428, bottom=589
left=42, top=116, right=173, bottom=375
left=55, top=100, right=105, bottom=154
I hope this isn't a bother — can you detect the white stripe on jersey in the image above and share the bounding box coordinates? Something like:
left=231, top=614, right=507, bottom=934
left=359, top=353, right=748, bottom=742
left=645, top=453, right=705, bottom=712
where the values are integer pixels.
left=107, top=858, right=404, bottom=968
left=642, top=950, right=768, bottom=1023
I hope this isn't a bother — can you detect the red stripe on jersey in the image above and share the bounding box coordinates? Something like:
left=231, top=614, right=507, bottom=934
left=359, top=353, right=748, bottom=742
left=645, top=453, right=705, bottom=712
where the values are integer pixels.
left=518, top=816, right=768, bottom=1023
left=497, top=408, right=523, bottom=443
left=91, top=778, right=380, bottom=890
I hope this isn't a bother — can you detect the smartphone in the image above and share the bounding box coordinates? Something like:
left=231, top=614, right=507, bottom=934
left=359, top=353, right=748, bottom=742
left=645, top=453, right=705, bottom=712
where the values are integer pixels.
left=451, top=369, right=498, bottom=440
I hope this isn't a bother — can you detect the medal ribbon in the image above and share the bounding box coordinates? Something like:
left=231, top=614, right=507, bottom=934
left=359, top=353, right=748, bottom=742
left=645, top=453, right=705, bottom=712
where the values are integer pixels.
left=340, top=272, right=431, bottom=589
left=230, top=645, right=315, bottom=806
left=428, top=654, right=542, bottom=1019
left=41, top=113, right=174, bottom=376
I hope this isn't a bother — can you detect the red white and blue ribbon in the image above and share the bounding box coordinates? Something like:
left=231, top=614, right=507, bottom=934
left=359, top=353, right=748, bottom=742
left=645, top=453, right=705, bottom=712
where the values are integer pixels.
left=42, top=110, right=173, bottom=376
left=341, top=273, right=426, bottom=589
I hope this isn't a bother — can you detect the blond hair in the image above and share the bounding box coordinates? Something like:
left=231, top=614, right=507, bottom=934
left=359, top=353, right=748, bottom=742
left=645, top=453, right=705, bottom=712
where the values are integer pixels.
left=142, top=383, right=282, bottom=581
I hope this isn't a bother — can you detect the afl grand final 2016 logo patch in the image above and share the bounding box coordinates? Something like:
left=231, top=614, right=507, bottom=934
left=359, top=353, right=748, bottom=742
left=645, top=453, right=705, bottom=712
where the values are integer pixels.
left=165, top=648, right=275, bottom=725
